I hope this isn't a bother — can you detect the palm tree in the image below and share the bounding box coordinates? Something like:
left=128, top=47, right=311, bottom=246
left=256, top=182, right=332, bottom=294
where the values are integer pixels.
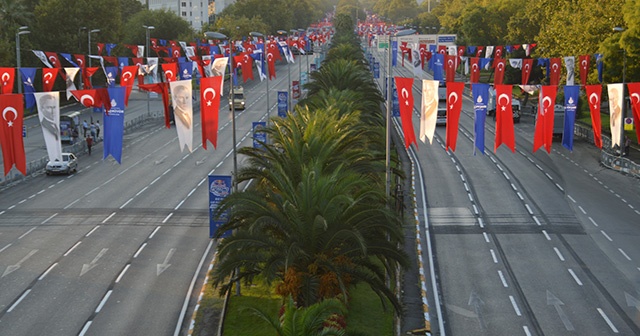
left=246, top=295, right=346, bottom=336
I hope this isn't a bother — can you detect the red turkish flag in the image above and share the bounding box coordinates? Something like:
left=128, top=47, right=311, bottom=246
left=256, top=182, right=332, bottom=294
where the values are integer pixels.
left=71, top=89, right=103, bottom=108
left=103, top=56, right=118, bottom=66
left=120, top=65, right=138, bottom=106
left=627, top=83, right=640, bottom=144
left=549, top=58, right=561, bottom=86
left=394, top=77, right=417, bottom=149
left=42, top=68, right=59, bottom=92
left=493, top=58, right=506, bottom=85
left=45, top=52, right=62, bottom=68
left=124, top=45, right=139, bottom=56
left=475, top=46, right=485, bottom=57
left=470, top=57, right=480, bottom=83
left=200, top=76, right=223, bottom=149
left=267, top=43, right=277, bottom=80
left=437, top=45, right=447, bottom=55
left=162, top=62, right=178, bottom=82
left=494, top=46, right=504, bottom=59
left=73, top=54, right=86, bottom=69
left=579, top=55, right=590, bottom=86
left=585, top=85, right=602, bottom=148
left=0, top=94, right=26, bottom=175
left=139, top=83, right=171, bottom=128
left=82, top=67, right=99, bottom=89
left=522, top=58, right=533, bottom=85
left=495, top=84, right=516, bottom=152
left=0, top=68, right=15, bottom=94
left=267, top=41, right=281, bottom=63
left=445, top=54, right=456, bottom=82
left=240, top=52, right=253, bottom=82
left=533, top=85, right=557, bottom=153
left=445, top=82, right=464, bottom=151
left=131, top=57, right=144, bottom=86
left=97, top=43, right=104, bottom=56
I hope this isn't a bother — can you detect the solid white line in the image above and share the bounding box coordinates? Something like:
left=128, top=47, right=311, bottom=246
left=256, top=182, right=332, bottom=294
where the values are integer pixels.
left=135, top=186, right=149, bottom=196
left=542, top=230, right=551, bottom=241
left=133, top=243, right=147, bottom=258
left=498, top=270, right=509, bottom=287
left=150, top=176, right=161, bottom=185
left=553, top=247, right=565, bottom=261
left=119, top=198, right=133, bottom=209
left=187, top=187, right=197, bottom=197
left=41, top=213, right=58, bottom=224
left=619, top=248, right=632, bottom=261
left=597, top=308, right=619, bottom=333
left=490, top=249, right=498, bottom=263
left=95, top=290, right=112, bottom=313
left=601, top=230, right=613, bottom=242
left=162, top=213, right=173, bottom=223
left=85, top=226, right=100, bottom=237
left=568, top=268, right=583, bottom=286
left=8, top=289, right=31, bottom=312
left=102, top=212, right=116, bottom=224
left=115, top=264, right=130, bottom=283
left=509, top=295, right=522, bottom=316
left=85, top=186, right=100, bottom=195
left=483, top=232, right=490, bottom=243
left=38, top=263, right=57, bottom=280
left=64, top=242, right=82, bottom=256
left=0, top=243, right=11, bottom=253
left=589, top=217, right=599, bottom=227
left=149, top=226, right=161, bottom=239
left=78, top=321, right=92, bottom=336
left=64, top=199, right=79, bottom=209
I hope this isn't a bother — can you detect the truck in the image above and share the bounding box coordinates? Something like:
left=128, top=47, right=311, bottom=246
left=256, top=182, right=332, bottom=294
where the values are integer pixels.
left=229, top=86, right=246, bottom=110
left=487, top=87, right=522, bottom=123
left=436, top=84, right=447, bottom=125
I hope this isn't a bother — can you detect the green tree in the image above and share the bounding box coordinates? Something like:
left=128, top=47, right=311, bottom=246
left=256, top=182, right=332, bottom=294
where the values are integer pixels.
left=121, top=9, right=195, bottom=46
left=0, top=0, right=33, bottom=66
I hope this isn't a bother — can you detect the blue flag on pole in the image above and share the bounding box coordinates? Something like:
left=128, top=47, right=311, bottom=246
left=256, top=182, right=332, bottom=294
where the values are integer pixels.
left=20, top=68, right=37, bottom=110
left=392, top=40, right=398, bottom=67
left=104, top=87, right=126, bottom=163
left=209, top=175, right=232, bottom=238
left=563, top=85, right=580, bottom=151
left=472, top=83, right=490, bottom=155
left=432, top=54, right=444, bottom=81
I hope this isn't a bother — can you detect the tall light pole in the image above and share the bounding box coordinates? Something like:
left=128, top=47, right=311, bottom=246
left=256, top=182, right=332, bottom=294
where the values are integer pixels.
left=16, top=26, right=30, bottom=94
left=277, top=30, right=291, bottom=111
left=250, top=31, right=269, bottom=118
left=78, top=27, right=86, bottom=51
left=143, top=25, right=155, bottom=114
left=386, top=29, right=415, bottom=200
left=299, top=28, right=309, bottom=76
left=614, top=26, right=627, bottom=155
left=88, top=29, right=100, bottom=67
left=293, top=29, right=302, bottom=91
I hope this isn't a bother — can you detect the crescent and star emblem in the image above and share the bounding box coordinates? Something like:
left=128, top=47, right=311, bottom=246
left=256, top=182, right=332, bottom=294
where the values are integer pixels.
left=267, top=53, right=273, bottom=61
left=123, top=72, right=133, bottom=82
left=77, top=59, right=84, bottom=66
left=448, top=92, right=458, bottom=109
left=541, top=96, right=553, bottom=116
left=3, top=107, right=17, bottom=126
left=498, top=93, right=510, bottom=111
left=165, top=70, right=174, bottom=80
left=581, top=59, right=587, bottom=69
left=204, top=88, right=216, bottom=106
left=401, top=88, right=409, bottom=106
left=80, top=94, right=95, bottom=106
left=498, top=63, right=504, bottom=71
left=524, top=64, right=530, bottom=71
left=552, top=63, right=559, bottom=72
left=447, top=59, right=454, bottom=67
left=49, top=56, right=57, bottom=65
left=631, top=93, right=640, bottom=104
left=1, top=73, right=10, bottom=82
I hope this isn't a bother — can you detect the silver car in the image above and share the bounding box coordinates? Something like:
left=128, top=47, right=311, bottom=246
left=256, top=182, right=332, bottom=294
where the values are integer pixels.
left=45, top=153, right=78, bottom=175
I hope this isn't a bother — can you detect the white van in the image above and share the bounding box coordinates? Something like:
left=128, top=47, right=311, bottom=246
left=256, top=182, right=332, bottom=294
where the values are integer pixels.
left=229, top=86, right=246, bottom=110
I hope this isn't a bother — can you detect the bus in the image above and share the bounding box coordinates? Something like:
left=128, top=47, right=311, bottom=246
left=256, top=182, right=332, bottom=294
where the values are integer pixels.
left=60, top=111, right=81, bottom=143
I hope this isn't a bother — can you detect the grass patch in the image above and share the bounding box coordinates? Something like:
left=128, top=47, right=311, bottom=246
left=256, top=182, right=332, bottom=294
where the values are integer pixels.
left=221, top=281, right=282, bottom=336
left=345, top=284, right=394, bottom=335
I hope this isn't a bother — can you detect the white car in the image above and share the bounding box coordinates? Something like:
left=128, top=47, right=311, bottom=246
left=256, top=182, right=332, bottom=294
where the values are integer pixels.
left=46, top=153, right=78, bottom=175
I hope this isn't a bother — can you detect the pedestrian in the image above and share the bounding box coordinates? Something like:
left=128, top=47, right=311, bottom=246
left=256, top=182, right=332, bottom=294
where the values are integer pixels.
left=72, top=127, right=79, bottom=144
left=82, top=120, right=89, bottom=137
left=624, top=136, right=631, bottom=157
left=95, top=121, right=101, bottom=140
left=86, top=136, right=93, bottom=155
left=90, top=122, right=96, bottom=138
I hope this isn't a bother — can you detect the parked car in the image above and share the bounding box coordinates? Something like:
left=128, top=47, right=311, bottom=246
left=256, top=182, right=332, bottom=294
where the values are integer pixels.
left=229, top=86, right=246, bottom=110
left=45, top=153, right=78, bottom=175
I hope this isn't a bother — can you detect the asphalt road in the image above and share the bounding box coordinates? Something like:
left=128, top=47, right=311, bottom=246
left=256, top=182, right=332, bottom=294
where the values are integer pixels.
left=0, top=56, right=310, bottom=336
left=386, top=60, right=640, bottom=335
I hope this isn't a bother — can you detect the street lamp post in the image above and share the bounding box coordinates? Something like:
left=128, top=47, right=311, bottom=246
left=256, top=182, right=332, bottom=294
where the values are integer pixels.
left=88, top=29, right=100, bottom=67
left=143, top=25, right=155, bottom=114
left=250, top=32, right=269, bottom=118
left=16, top=26, right=30, bottom=94
left=277, top=30, right=291, bottom=111
left=78, top=27, right=86, bottom=51
left=386, top=29, right=415, bottom=200
left=614, top=26, right=627, bottom=155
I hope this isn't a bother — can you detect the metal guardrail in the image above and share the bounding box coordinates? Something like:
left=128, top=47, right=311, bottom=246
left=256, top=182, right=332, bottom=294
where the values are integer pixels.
left=573, top=123, right=640, bottom=179
left=0, top=111, right=164, bottom=189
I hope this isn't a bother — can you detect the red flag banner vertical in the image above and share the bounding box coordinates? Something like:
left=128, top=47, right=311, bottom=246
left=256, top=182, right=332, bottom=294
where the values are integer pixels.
left=0, top=68, right=16, bottom=94
left=201, top=76, right=223, bottom=149
left=120, top=65, right=138, bottom=106
left=445, top=82, right=464, bottom=151
left=579, top=55, right=590, bottom=86
left=162, top=62, right=178, bottom=82
left=522, top=58, right=533, bottom=85
left=470, top=57, right=480, bottom=83
left=445, top=54, right=456, bottom=82
left=533, top=85, right=557, bottom=153
left=493, top=58, right=506, bottom=85
left=42, top=68, right=59, bottom=92
left=627, top=83, right=640, bottom=144
left=585, top=85, right=603, bottom=148
left=494, top=84, right=516, bottom=152
left=549, top=58, right=561, bottom=86
left=0, top=94, right=26, bottom=175
left=394, top=77, right=417, bottom=149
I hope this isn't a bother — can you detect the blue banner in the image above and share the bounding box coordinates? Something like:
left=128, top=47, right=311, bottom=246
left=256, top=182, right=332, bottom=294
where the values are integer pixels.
left=432, top=54, right=444, bottom=81
left=374, top=62, right=380, bottom=79
left=563, top=85, right=580, bottom=151
left=104, top=87, right=126, bottom=163
left=178, top=61, right=193, bottom=80
left=277, top=91, right=288, bottom=117
left=20, top=67, right=37, bottom=110
left=392, top=81, right=399, bottom=117
left=253, top=121, right=267, bottom=149
left=472, top=84, right=490, bottom=155
left=105, top=66, right=118, bottom=88
left=209, top=175, right=232, bottom=238
left=392, top=40, right=398, bottom=67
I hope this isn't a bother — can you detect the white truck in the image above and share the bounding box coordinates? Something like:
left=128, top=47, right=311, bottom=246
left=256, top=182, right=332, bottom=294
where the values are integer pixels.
left=487, top=87, right=521, bottom=123
left=437, top=85, right=447, bottom=125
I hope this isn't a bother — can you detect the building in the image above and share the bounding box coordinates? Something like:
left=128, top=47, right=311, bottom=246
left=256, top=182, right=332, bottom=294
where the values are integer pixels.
left=142, top=0, right=216, bottom=31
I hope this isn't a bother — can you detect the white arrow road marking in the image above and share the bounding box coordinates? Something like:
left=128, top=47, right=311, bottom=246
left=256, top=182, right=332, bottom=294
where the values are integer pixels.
left=547, top=290, right=574, bottom=331
left=3, top=250, right=38, bottom=277
left=81, top=248, right=108, bottom=276
left=157, top=248, right=176, bottom=276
